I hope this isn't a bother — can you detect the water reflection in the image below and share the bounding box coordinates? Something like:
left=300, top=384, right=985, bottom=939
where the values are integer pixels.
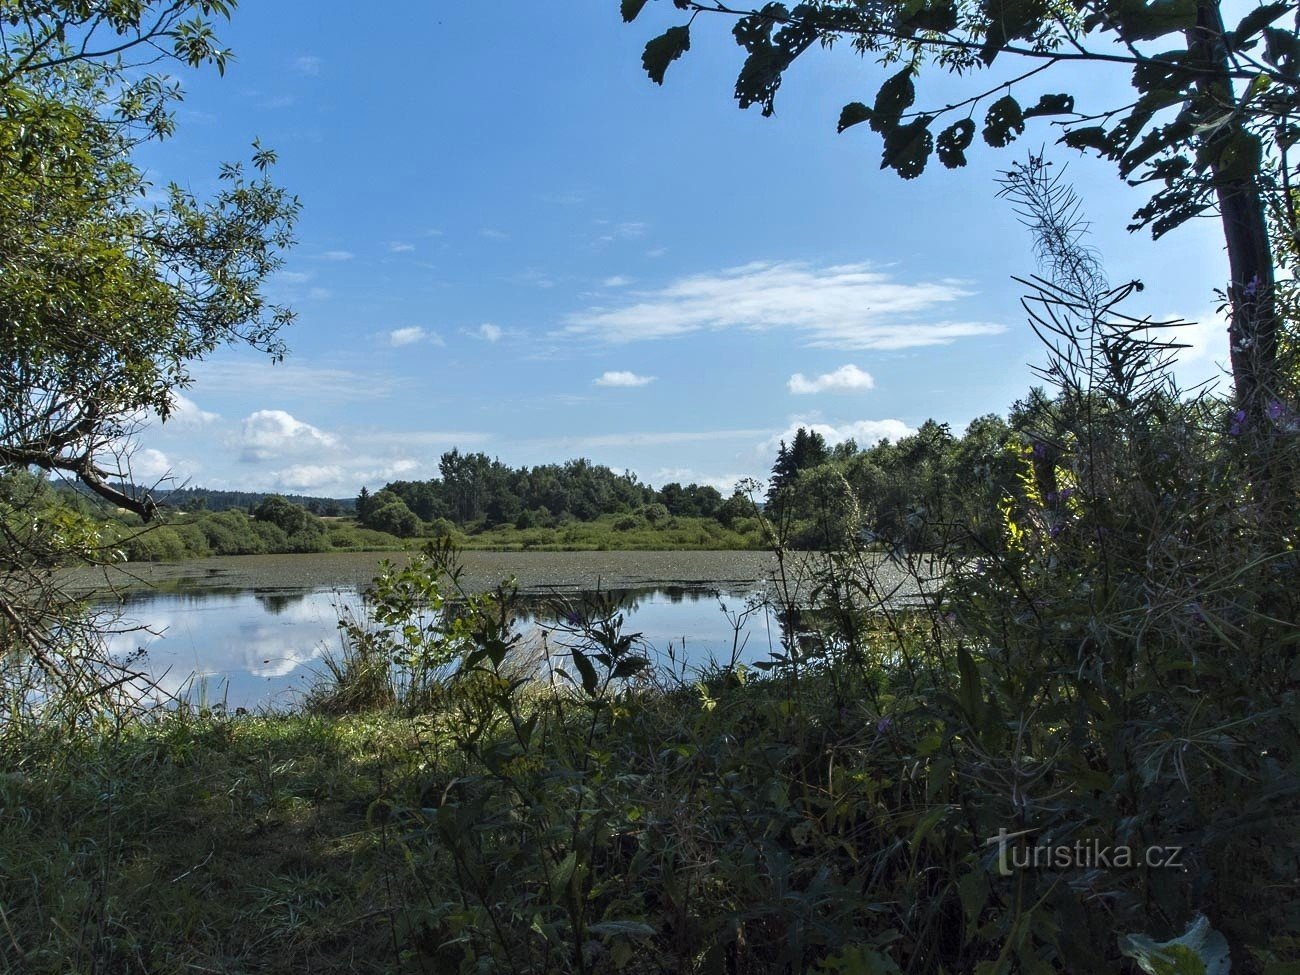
left=98, top=583, right=779, bottom=711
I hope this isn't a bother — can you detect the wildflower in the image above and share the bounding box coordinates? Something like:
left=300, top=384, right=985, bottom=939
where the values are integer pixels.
left=1228, top=409, right=1247, bottom=437
left=1243, top=274, right=1260, bottom=298
left=876, top=717, right=893, bottom=735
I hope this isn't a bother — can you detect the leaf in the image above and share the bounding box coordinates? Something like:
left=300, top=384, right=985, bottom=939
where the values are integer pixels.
left=838, top=101, right=873, bottom=132
left=1263, top=26, right=1300, bottom=74
left=871, top=67, right=916, bottom=132
left=1110, top=0, right=1198, bottom=41
left=642, top=25, right=691, bottom=85
left=980, top=0, right=1047, bottom=64
left=1059, top=124, right=1112, bottom=153
left=900, top=0, right=959, bottom=33
left=1022, top=92, right=1075, bottom=118
left=1212, top=129, right=1263, bottom=181
left=1118, top=915, right=1230, bottom=975
left=936, top=118, right=975, bottom=168
left=587, top=920, right=656, bottom=938
left=880, top=116, right=932, bottom=179
left=956, top=642, right=984, bottom=723
left=1228, top=2, right=1291, bottom=45
left=1132, top=51, right=1194, bottom=93
left=621, top=0, right=650, bottom=22
left=982, top=94, right=1024, bottom=147
left=570, top=647, right=600, bottom=696
left=613, top=655, right=650, bottom=679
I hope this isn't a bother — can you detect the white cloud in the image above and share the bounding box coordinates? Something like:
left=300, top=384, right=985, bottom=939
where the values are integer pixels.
left=480, top=228, right=509, bottom=240
left=320, top=250, right=354, bottom=261
left=194, top=360, right=404, bottom=401
left=387, top=326, right=442, bottom=347
left=650, top=468, right=752, bottom=494
left=761, top=418, right=915, bottom=455
left=476, top=323, right=502, bottom=343
left=164, top=392, right=220, bottom=426
left=389, top=241, right=415, bottom=253
left=788, top=364, right=875, bottom=395
left=594, top=370, right=655, bottom=387
left=594, top=220, right=648, bottom=244
left=602, top=275, right=632, bottom=288
left=240, top=410, right=339, bottom=462
left=129, top=448, right=173, bottom=482
left=564, top=261, right=1005, bottom=350
left=293, top=55, right=322, bottom=75
left=275, top=270, right=312, bottom=285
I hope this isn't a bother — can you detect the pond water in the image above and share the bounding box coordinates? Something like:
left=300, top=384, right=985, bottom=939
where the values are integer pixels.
left=85, top=551, right=798, bottom=710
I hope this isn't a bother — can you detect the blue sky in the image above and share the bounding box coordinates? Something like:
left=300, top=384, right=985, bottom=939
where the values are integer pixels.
left=128, top=0, right=1234, bottom=499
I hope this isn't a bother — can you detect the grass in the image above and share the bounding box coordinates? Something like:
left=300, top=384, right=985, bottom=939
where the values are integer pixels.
left=0, top=709, right=430, bottom=972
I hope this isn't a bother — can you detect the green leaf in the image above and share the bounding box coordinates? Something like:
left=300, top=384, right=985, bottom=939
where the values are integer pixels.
left=1110, top=0, right=1198, bottom=41
left=900, top=0, right=959, bottom=33
left=1132, top=51, right=1194, bottom=93
left=936, top=118, right=975, bottom=168
left=642, top=25, right=691, bottom=85
left=982, top=94, right=1024, bottom=147
left=838, top=101, right=873, bottom=133
left=1022, top=93, right=1075, bottom=118
left=956, top=642, right=984, bottom=723
left=612, top=655, right=650, bottom=679
left=587, top=920, right=656, bottom=938
left=871, top=67, right=916, bottom=132
left=621, top=0, right=650, bottom=22
left=1212, top=129, right=1263, bottom=181
left=571, top=647, right=600, bottom=696
left=1228, top=2, right=1291, bottom=45
left=1263, top=26, right=1300, bottom=74
left=880, top=116, right=932, bottom=179
left=1118, top=915, right=1230, bottom=975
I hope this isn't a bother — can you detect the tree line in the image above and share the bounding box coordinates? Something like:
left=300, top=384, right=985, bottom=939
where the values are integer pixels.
left=355, top=449, right=736, bottom=537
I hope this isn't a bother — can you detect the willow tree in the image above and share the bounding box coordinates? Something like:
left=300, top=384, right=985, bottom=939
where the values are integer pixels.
left=623, top=0, right=1300, bottom=427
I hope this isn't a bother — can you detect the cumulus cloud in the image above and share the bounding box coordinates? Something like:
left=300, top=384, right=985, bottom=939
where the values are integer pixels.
left=164, top=392, right=220, bottom=426
left=387, top=326, right=443, bottom=347
left=762, top=418, right=915, bottom=455
left=565, top=261, right=1005, bottom=350
left=594, top=370, right=655, bottom=387
left=476, top=323, right=502, bottom=343
left=128, top=448, right=174, bottom=482
left=788, top=364, right=875, bottom=395
left=240, top=410, right=339, bottom=462
left=293, top=55, right=322, bottom=75
left=602, top=275, right=632, bottom=288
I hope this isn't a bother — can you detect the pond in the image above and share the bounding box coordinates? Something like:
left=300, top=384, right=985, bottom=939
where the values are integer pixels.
left=78, top=551, right=799, bottom=710
left=71, top=549, right=933, bottom=711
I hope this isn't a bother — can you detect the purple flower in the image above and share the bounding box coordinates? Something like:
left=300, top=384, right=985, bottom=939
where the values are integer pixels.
left=1032, top=442, right=1049, bottom=460
left=1243, top=274, right=1260, bottom=298
left=876, top=717, right=893, bottom=735
left=1228, top=409, right=1247, bottom=437
left=1059, top=487, right=1074, bottom=501
left=1267, top=400, right=1288, bottom=423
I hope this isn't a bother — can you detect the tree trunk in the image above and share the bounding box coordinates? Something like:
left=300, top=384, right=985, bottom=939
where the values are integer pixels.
left=1190, top=0, right=1280, bottom=418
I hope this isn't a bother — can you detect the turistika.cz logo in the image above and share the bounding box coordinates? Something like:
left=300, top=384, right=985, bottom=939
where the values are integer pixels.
left=985, top=828, right=1184, bottom=876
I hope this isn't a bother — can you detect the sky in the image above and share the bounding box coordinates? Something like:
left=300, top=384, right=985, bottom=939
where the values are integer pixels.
left=126, top=0, right=1237, bottom=499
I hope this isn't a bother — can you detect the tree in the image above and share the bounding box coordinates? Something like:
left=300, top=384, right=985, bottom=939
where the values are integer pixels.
left=622, top=0, right=1300, bottom=428
left=1, top=1, right=298, bottom=689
